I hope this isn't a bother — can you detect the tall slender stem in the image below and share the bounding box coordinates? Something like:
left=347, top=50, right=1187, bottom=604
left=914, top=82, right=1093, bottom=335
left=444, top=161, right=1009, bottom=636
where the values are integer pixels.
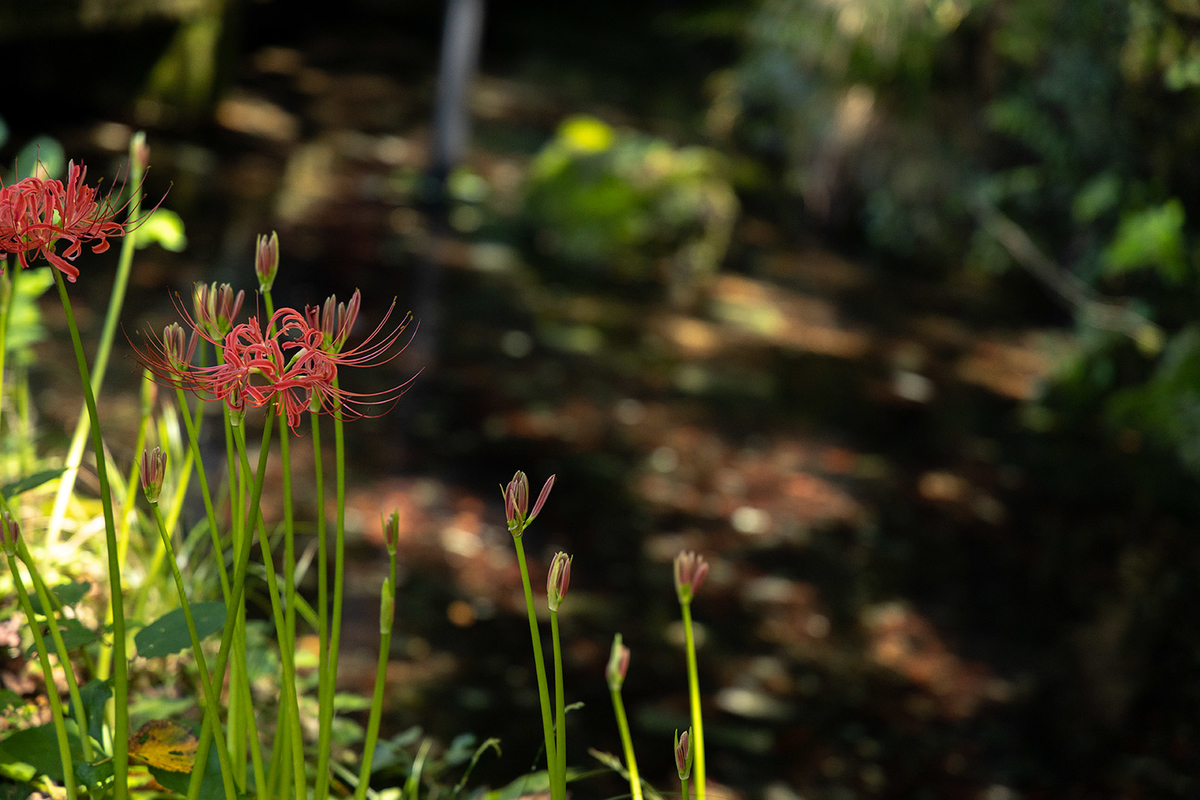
left=48, top=142, right=145, bottom=546
left=550, top=610, right=567, bottom=798
left=233, top=424, right=307, bottom=799
left=150, top=504, right=238, bottom=800
left=188, top=410, right=276, bottom=800
left=311, top=409, right=331, bottom=797
left=681, top=601, right=705, bottom=800
left=18, top=541, right=94, bottom=763
left=609, top=686, right=642, bottom=800
left=7, top=553, right=78, bottom=800
left=316, top=390, right=348, bottom=800
left=0, top=264, right=19, bottom=476
left=53, top=269, right=129, bottom=800
left=512, top=535, right=557, bottom=789
left=353, top=556, right=397, bottom=800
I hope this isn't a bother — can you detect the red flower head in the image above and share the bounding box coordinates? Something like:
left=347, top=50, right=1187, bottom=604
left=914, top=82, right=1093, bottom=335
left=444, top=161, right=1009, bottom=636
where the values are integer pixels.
left=136, top=291, right=416, bottom=432
left=0, top=162, right=138, bottom=281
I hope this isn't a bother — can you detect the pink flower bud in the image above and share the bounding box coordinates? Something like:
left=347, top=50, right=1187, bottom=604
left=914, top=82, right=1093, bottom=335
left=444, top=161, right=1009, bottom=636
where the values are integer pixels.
left=547, top=551, right=572, bottom=612
left=193, top=282, right=244, bottom=336
left=255, top=231, right=279, bottom=291
left=674, top=728, right=693, bottom=779
left=502, top=471, right=556, bottom=535
left=131, top=132, right=150, bottom=172
left=140, top=447, right=167, bottom=504
left=0, top=511, right=19, bottom=557
left=383, top=509, right=400, bottom=556
left=502, top=471, right=530, bottom=534
left=606, top=633, right=630, bottom=691
left=529, top=474, right=556, bottom=523
left=162, top=322, right=193, bottom=373
left=673, top=551, right=709, bottom=604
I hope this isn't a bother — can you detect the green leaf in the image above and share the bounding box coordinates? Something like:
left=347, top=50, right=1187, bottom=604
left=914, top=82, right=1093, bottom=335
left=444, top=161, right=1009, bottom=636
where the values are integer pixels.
left=74, top=758, right=114, bottom=791
left=26, top=580, right=91, bottom=615
left=0, top=779, right=35, bottom=800
left=1104, top=200, right=1188, bottom=283
left=67, top=679, right=111, bottom=744
left=25, top=618, right=101, bottom=658
left=0, top=722, right=84, bottom=783
left=332, top=692, right=372, bottom=712
left=134, top=208, right=188, bottom=252
left=135, top=602, right=225, bottom=659
left=1, top=469, right=65, bottom=502
left=0, top=691, right=22, bottom=714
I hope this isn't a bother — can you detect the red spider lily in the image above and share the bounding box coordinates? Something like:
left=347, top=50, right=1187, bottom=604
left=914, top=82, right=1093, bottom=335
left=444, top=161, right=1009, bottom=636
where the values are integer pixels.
left=0, top=162, right=137, bottom=281
left=136, top=295, right=416, bottom=431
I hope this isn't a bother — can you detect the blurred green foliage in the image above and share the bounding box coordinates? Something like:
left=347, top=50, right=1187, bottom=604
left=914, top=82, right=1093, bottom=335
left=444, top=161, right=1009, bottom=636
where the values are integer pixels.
left=726, top=0, right=1200, bottom=470
left=525, top=116, right=738, bottom=303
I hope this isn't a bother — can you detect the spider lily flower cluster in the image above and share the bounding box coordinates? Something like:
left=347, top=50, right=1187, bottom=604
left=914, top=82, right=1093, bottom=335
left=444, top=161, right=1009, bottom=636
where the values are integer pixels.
left=0, top=162, right=137, bottom=280
left=137, top=288, right=415, bottom=430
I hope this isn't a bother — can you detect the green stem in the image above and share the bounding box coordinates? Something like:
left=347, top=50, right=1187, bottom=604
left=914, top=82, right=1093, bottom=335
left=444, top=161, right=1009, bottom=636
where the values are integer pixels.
left=512, top=535, right=557, bottom=789
left=265, top=710, right=288, bottom=800
left=0, top=264, right=19, bottom=474
left=96, top=376, right=152, bottom=683
left=188, top=410, right=276, bottom=800
left=150, top=504, right=238, bottom=800
left=7, top=552, right=77, bottom=800
left=17, top=541, right=94, bottom=763
left=311, top=410, right=331, bottom=797
left=316, top=389, right=348, bottom=800
left=47, top=142, right=145, bottom=547
left=682, top=776, right=689, bottom=800
left=353, top=557, right=397, bottom=800
left=234, top=424, right=307, bottom=800
left=608, top=686, right=642, bottom=800
left=174, top=386, right=232, bottom=604
left=681, top=601, right=705, bottom=800
left=550, top=610, right=566, bottom=799
left=53, top=269, right=128, bottom=800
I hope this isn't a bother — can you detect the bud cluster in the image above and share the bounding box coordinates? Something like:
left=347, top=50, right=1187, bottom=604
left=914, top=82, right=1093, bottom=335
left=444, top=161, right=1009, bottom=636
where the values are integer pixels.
left=502, top=471, right=556, bottom=536
left=306, top=291, right=361, bottom=354
left=606, top=633, right=631, bottom=692
left=674, top=728, right=693, bottom=779
left=382, top=509, right=400, bottom=558
left=140, top=447, right=167, bottom=504
left=673, top=550, right=709, bottom=604
left=547, top=551, right=573, bottom=612
left=255, top=231, right=279, bottom=292
left=193, top=282, right=245, bottom=338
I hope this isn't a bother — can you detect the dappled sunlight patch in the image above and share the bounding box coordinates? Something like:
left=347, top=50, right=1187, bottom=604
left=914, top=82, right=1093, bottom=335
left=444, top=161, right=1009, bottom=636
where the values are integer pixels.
left=709, top=275, right=871, bottom=358
left=861, top=602, right=1013, bottom=720
left=956, top=331, right=1072, bottom=401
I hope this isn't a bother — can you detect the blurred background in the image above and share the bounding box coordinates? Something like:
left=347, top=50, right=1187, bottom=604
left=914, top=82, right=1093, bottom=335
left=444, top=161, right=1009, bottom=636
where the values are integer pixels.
left=4, top=0, right=1200, bottom=798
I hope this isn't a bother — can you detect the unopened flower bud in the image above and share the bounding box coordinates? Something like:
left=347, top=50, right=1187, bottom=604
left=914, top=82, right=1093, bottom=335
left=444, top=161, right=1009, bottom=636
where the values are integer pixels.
left=502, top=471, right=530, bottom=534
left=547, top=551, right=572, bottom=612
left=162, top=323, right=191, bottom=374
left=673, top=551, right=709, bottom=604
left=255, top=231, right=279, bottom=292
left=141, top=447, right=167, bottom=504
left=0, top=512, right=19, bottom=557
left=606, top=633, right=630, bottom=692
left=227, top=385, right=246, bottom=426
left=674, top=728, right=693, bottom=780
left=380, top=577, right=395, bottom=633
left=193, top=282, right=245, bottom=337
left=131, top=131, right=150, bottom=172
left=502, top=471, right=557, bottom=536
left=383, top=509, right=400, bottom=557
